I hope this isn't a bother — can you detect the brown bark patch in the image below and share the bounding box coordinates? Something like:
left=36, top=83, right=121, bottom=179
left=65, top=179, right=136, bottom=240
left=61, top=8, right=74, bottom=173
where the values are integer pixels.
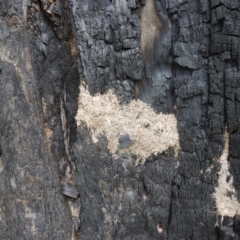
left=141, top=0, right=162, bottom=60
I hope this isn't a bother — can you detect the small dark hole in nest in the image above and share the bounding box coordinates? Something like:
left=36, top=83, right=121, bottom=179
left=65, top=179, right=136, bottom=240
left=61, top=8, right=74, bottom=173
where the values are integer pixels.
left=226, top=175, right=231, bottom=183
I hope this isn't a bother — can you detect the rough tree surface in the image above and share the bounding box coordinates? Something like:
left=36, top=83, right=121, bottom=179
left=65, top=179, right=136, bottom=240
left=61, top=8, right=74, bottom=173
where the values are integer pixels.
left=0, top=0, right=240, bottom=239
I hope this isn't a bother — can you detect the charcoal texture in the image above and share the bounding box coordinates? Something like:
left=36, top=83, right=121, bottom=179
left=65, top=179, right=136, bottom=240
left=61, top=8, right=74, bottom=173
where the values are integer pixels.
left=0, top=0, right=240, bottom=239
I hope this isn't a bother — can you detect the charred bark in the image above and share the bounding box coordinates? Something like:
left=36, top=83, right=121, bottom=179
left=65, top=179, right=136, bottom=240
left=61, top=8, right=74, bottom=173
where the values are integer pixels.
left=0, top=0, right=240, bottom=239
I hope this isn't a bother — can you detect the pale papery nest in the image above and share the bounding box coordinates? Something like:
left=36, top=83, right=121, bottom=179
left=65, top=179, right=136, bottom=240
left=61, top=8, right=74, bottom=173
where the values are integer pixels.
left=76, top=84, right=180, bottom=161
left=214, top=130, right=240, bottom=217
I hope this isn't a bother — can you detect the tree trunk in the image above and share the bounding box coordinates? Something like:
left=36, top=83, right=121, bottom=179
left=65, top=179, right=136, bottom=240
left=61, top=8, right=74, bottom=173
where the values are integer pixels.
left=0, top=0, right=240, bottom=239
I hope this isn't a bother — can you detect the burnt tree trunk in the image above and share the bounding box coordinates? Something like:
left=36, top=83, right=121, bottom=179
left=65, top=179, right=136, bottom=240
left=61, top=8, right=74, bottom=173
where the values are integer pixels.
left=0, top=0, right=240, bottom=239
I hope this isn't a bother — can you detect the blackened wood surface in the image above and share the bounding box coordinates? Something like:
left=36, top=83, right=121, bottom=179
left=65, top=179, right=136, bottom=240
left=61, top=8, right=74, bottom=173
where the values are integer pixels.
left=0, top=0, right=240, bottom=239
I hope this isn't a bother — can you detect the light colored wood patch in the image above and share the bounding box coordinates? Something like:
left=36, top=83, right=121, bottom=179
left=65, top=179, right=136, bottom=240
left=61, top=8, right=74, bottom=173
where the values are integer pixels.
left=42, top=98, right=53, bottom=151
left=0, top=157, right=3, bottom=174
left=70, top=37, right=78, bottom=59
